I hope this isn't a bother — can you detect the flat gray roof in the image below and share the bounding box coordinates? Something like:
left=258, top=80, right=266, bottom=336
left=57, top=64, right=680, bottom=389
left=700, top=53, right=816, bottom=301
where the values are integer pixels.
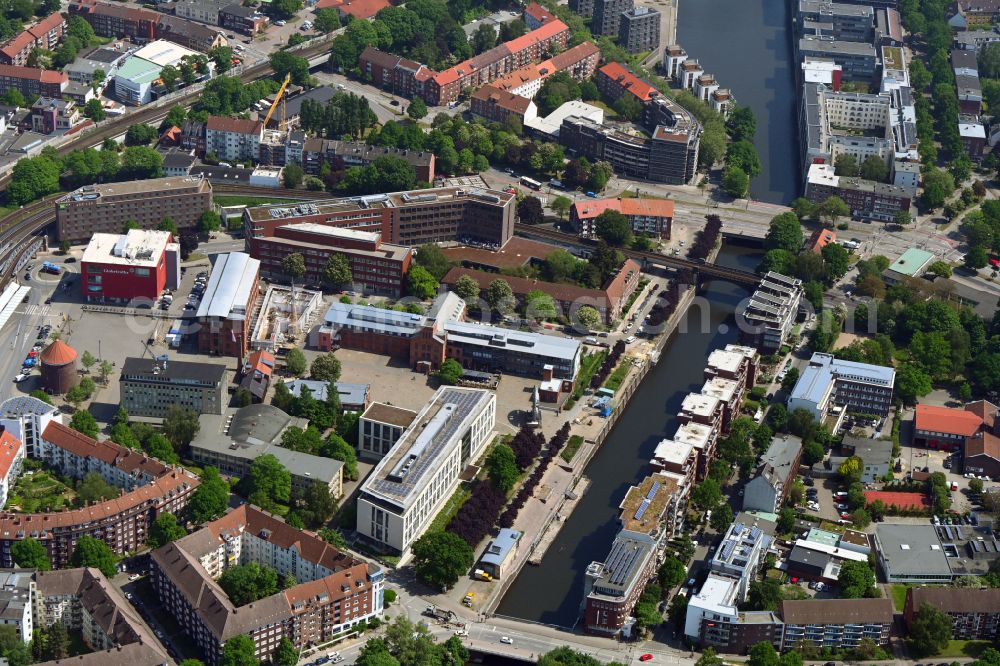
left=875, top=523, right=952, bottom=577
left=196, top=252, right=260, bottom=320
left=443, top=321, right=581, bottom=362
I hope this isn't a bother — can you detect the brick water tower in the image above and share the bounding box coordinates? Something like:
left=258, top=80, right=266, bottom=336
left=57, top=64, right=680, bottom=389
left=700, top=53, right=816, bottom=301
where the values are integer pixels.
left=40, top=339, right=79, bottom=395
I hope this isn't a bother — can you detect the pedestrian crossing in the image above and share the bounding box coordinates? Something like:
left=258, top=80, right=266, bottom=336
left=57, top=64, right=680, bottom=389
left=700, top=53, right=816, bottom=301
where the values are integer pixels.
left=21, top=305, right=50, bottom=316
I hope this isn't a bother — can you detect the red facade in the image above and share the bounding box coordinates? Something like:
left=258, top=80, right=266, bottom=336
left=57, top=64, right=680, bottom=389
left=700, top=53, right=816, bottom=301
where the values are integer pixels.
left=81, top=237, right=172, bottom=305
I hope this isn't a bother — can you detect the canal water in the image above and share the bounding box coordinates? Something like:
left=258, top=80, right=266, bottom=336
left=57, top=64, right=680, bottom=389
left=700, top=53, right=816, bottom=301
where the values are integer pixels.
left=496, top=245, right=761, bottom=626
left=676, top=0, right=799, bottom=204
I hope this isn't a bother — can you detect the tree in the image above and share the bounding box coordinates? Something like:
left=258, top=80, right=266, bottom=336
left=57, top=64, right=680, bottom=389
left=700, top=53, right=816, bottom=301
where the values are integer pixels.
left=149, top=512, right=186, bottom=548
left=453, top=275, right=481, bottom=305
left=70, top=536, right=117, bottom=577
left=576, top=305, right=602, bottom=329
left=272, top=638, right=298, bottom=666
left=78, top=472, right=117, bottom=503
left=821, top=242, right=851, bottom=279
left=777, top=507, right=796, bottom=533
left=896, top=364, right=933, bottom=404
left=895, top=209, right=912, bottom=226
left=46, top=622, right=69, bottom=661
left=220, top=636, right=259, bottom=666
left=525, top=289, right=558, bottom=320
left=485, top=444, right=518, bottom=492
left=971, top=478, right=985, bottom=495
left=411, top=531, right=474, bottom=589
left=81, top=350, right=97, bottom=373
left=928, top=260, right=952, bottom=278
left=727, top=106, right=756, bottom=142
left=517, top=196, right=544, bottom=225
left=322, top=433, right=358, bottom=480
left=69, top=410, right=99, bottom=438
left=658, top=556, right=687, bottom=589
left=922, top=168, right=956, bottom=208
left=835, top=154, right=859, bottom=177
left=283, top=162, right=304, bottom=189
left=710, top=502, right=734, bottom=531
left=406, top=265, right=439, bottom=299
left=908, top=603, right=952, bottom=657
left=838, top=560, right=877, bottom=598
left=726, top=140, right=761, bottom=177
left=281, top=253, right=306, bottom=281
left=29, top=390, right=52, bottom=405
left=314, top=7, right=341, bottom=32
left=860, top=155, right=888, bottom=182
left=11, top=537, right=50, bottom=570
left=198, top=211, right=221, bottom=234
left=780, top=367, right=800, bottom=393
left=486, top=279, right=515, bottom=314
left=247, top=454, right=292, bottom=507
left=817, top=196, right=850, bottom=226
left=413, top=244, right=452, bottom=280
left=296, top=482, right=338, bottom=528
left=219, top=562, right=279, bottom=606
left=323, top=253, right=352, bottom=288
left=188, top=466, right=229, bottom=523
left=551, top=195, right=572, bottom=219
left=746, top=579, right=783, bottom=611
left=722, top=166, right=749, bottom=198
left=163, top=405, right=200, bottom=450
left=124, top=124, right=156, bottom=146
left=437, top=358, right=463, bottom=385
left=407, top=96, right=428, bottom=120
left=691, top=478, right=722, bottom=510
left=310, top=353, right=341, bottom=382
left=269, top=51, right=310, bottom=87
left=285, top=348, right=307, bottom=376
left=97, top=360, right=114, bottom=385
left=594, top=209, right=633, bottom=247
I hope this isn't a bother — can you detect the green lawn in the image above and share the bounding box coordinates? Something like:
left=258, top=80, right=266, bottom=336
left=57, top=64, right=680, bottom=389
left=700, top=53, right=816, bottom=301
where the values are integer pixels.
left=890, top=584, right=911, bottom=611
left=603, top=362, right=631, bottom=392
left=7, top=471, right=75, bottom=512
left=214, top=195, right=289, bottom=208
left=935, top=640, right=994, bottom=658
left=560, top=435, right=585, bottom=463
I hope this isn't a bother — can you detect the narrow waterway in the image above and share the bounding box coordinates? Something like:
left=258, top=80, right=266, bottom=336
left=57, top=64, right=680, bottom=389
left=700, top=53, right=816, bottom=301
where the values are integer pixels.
left=676, top=0, right=799, bottom=205
left=495, top=245, right=761, bottom=627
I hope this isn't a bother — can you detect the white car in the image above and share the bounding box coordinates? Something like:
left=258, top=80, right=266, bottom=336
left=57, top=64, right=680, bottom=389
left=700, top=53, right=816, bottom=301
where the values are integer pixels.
left=275, top=19, right=286, bottom=25
left=129, top=574, right=140, bottom=581
left=454, top=630, right=469, bottom=637
left=625, top=335, right=636, bottom=344
left=13, top=373, right=27, bottom=383
left=499, top=637, right=513, bottom=645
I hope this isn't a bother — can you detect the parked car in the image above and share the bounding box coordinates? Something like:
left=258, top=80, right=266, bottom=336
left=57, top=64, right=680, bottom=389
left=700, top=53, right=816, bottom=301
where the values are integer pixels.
left=499, top=637, right=513, bottom=645
left=640, top=655, right=654, bottom=662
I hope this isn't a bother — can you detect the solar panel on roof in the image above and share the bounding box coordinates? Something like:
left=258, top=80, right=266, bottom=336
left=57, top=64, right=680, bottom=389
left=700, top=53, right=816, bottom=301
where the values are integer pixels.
left=956, top=526, right=964, bottom=539
left=972, top=540, right=981, bottom=552
left=720, top=541, right=735, bottom=561
left=646, top=481, right=660, bottom=500
left=733, top=523, right=746, bottom=535
left=635, top=499, right=650, bottom=521
left=749, top=527, right=761, bottom=541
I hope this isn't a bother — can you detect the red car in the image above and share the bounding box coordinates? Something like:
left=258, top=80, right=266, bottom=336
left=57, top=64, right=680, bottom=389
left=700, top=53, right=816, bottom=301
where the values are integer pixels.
left=27, top=351, right=38, bottom=358
left=639, top=655, right=654, bottom=662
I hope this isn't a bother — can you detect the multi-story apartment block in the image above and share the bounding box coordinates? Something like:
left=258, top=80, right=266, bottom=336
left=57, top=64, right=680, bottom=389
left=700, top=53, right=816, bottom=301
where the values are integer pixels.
left=35, top=567, right=168, bottom=664
left=0, top=395, right=60, bottom=458
left=593, top=0, right=632, bottom=36
left=471, top=85, right=539, bottom=125
left=242, top=187, right=516, bottom=249
left=358, top=403, right=417, bottom=461
left=617, top=473, right=685, bottom=543
left=358, top=21, right=570, bottom=106
left=804, top=163, right=913, bottom=222
left=797, top=36, right=878, bottom=80
left=781, top=599, right=893, bottom=649
left=650, top=421, right=712, bottom=484
left=0, top=13, right=65, bottom=66
left=55, top=177, right=213, bottom=243
left=0, top=64, right=66, bottom=98
left=153, top=505, right=383, bottom=665
left=583, top=530, right=658, bottom=636
left=738, top=272, right=803, bottom=352
left=524, top=1, right=557, bottom=29
left=38, top=421, right=170, bottom=490
left=248, top=224, right=413, bottom=297
left=709, top=521, right=773, bottom=602
left=905, top=588, right=1000, bottom=640
left=120, top=357, right=227, bottom=417
left=301, top=139, right=436, bottom=182
left=69, top=0, right=158, bottom=41
left=801, top=83, right=893, bottom=170
left=788, top=352, right=896, bottom=420
left=569, top=197, right=673, bottom=239
left=356, top=388, right=496, bottom=554
left=797, top=0, right=874, bottom=41
left=195, top=252, right=261, bottom=359
left=205, top=116, right=262, bottom=163
left=29, top=97, right=81, bottom=135
left=618, top=6, right=660, bottom=53
left=743, top=435, right=804, bottom=513
left=0, top=432, right=23, bottom=510
left=173, top=0, right=230, bottom=25
left=219, top=4, right=267, bottom=35
left=705, top=344, right=759, bottom=393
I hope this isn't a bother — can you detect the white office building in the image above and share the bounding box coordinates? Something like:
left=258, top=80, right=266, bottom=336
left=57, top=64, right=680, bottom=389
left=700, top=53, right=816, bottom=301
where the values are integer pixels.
left=356, top=387, right=496, bottom=554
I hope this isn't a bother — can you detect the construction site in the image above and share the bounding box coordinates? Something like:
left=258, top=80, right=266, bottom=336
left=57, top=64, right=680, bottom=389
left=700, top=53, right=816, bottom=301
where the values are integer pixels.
left=250, top=284, right=323, bottom=353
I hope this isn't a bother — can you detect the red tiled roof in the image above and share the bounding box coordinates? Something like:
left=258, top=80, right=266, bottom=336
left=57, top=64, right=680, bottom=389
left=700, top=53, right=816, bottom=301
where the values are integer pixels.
left=247, top=350, right=274, bottom=377
left=572, top=197, right=674, bottom=220
left=0, top=63, right=66, bottom=85
left=40, top=339, right=77, bottom=366
left=966, top=400, right=1000, bottom=430
left=42, top=422, right=170, bottom=478
left=524, top=2, right=556, bottom=24
left=967, top=431, right=1000, bottom=461
left=28, top=12, right=65, bottom=38
left=548, top=40, right=599, bottom=69
left=0, top=432, right=21, bottom=481
left=472, top=85, right=533, bottom=114
left=206, top=116, right=262, bottom=135
left=809, top=228, right=836, bottom=253
left=503, top=18, right=567, bottom=53
left=863, top=490, right=930, bottom=510
left=315, top=0, right=389, bottom=18
left=915, top=404, right=984, bottom=437
left=599, top=61, right=656, bottom=102
left=0, top=32, right=33, bottom=59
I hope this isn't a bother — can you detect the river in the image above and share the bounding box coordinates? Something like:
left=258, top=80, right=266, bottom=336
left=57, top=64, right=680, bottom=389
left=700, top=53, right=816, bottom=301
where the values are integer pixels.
left=676, top=0, right=799, bottom=205
left=495, top=245, right=761, bottom=626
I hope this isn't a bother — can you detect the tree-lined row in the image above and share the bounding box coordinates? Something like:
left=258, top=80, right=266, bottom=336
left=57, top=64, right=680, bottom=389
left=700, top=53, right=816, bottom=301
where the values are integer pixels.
left=498, top=423, right=570, bottom=529
left=689, top=215, right=722, bottom=261
left=590, top=340, right=626, bottom=389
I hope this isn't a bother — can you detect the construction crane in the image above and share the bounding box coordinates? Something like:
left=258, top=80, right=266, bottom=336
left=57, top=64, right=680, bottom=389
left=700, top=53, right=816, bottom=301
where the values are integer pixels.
left=262, top=73, right=291, bottom=130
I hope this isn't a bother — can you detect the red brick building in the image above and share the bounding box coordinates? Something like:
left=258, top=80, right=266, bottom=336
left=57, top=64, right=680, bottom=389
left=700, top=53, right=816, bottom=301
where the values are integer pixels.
left=0, top=13, right=65, bottom=66
left=80, top=229, right=179, bottom=304
left=470, top=85, right=537, bottom=125
left=248, top=224, right=412, bottom=297
left=441, top=258, right=643, bottom=324
left=0, top=63, right=66, bottom=98
left=595, top=61, right=658, bottom=104
left=524, top=1, right=557, bottom=30
left=69, top=0, right=159, bottom=42
left=195, top=252, right=261, bottom=359
left=569, top=197, right=674, bottom=239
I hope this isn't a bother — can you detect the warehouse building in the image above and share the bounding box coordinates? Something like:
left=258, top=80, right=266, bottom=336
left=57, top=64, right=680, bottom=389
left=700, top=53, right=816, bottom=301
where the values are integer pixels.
left=195, top=252, right=261, bottom=359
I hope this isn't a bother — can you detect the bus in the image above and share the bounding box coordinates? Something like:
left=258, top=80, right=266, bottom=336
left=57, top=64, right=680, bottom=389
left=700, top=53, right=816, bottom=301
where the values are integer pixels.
left=520, top=176, right=541, bottom=190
